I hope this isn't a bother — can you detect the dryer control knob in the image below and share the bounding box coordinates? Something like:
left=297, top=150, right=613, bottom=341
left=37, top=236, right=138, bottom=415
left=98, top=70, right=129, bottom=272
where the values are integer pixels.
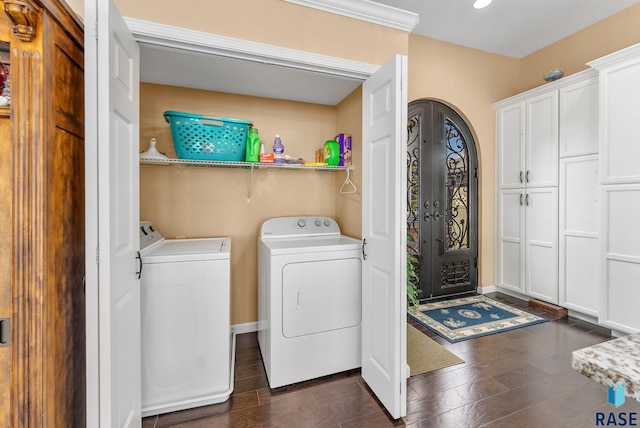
left=315, top=219, right=321, bottom=226
left=324, top=220, right=331, bottom=227
left=297, top=218, right=306, bottom=228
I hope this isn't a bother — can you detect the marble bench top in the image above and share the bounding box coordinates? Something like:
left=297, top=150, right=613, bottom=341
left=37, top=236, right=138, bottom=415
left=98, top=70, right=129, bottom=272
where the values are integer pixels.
left=572, top=333, right=640, bottom=401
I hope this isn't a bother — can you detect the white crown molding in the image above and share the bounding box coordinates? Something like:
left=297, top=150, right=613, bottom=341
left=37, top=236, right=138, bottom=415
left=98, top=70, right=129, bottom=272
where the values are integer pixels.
left=588, top=42, right=640, bottom=70
left=124, top=17, right=380, bottom=80
left=283, top=0, right=419, bottom=33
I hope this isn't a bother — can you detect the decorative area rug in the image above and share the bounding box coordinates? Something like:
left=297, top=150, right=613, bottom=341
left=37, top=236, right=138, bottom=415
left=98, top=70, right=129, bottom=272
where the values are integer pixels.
left=407, top=324, right=464, bottom=376
left=408, top=295, right=548, bottom=343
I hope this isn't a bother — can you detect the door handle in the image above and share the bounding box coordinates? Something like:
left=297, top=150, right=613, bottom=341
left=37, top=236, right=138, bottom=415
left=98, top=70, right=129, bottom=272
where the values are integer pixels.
left=136, top=251, right=143, bottom=279
left=0, top=317, right=9, bottom=347
left=433, top=211, right=441, bottom=220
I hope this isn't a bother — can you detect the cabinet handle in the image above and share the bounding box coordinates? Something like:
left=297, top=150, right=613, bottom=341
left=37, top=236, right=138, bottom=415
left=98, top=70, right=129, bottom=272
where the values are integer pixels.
left=520, top=171, right=523, bottom=183
left=525, top=194, right=530, bottom=206
left=362, top=239, right=367, bottom=261
left=520, top=193, right=523, bottom=206
left=526, top=170, right=530, bottom=183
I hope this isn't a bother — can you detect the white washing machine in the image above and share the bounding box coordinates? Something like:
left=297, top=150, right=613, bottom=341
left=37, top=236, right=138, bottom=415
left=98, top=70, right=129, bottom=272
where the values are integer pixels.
left=139, top=221, right=234, bottom=417
left=258, top=216, right=362, bottom=388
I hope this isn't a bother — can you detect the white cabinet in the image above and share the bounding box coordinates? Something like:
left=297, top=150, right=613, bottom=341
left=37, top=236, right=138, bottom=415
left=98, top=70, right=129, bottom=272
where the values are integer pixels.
left=495, top=70, right=599, bottom=307
left=557, top=73, right=600, bottom=316
left=496, top=92, right=558, bottom=189
left=589, top=43, right=640, bottom=333
left=525, top=91, right=559, bottom=188
left=599, top=184, right=640, bottom=333
left=525, top=187, right=558, bottom=303
left=559, top=76, right=599, bottom=158
left=497, top=189, right=525, bottom=294
left=559, top=155, right=600, bottom=316
left=590, top=44, right=640, bottom=185
left=495, top=89, right=559, bottom=302
left=497, top=187, right=558, bottom=302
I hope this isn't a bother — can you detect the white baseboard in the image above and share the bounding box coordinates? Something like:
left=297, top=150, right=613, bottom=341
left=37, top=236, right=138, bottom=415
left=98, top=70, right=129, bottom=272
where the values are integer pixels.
left=477, top=285, right=497, bottom=294
left=231, top=322, right=258, bottom=334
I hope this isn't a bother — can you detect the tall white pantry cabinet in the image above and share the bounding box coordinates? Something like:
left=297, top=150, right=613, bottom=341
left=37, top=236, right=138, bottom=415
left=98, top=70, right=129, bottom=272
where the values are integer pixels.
left=589, top=43, right=640, bottom=335
left=494, top=69, right=600, bottom=314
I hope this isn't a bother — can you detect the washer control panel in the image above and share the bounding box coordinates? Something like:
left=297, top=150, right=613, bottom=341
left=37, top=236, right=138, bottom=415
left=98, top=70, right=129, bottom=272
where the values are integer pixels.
left=261, top=216, right=341, bottom=238
left=140, top=220, right=165, bottom=250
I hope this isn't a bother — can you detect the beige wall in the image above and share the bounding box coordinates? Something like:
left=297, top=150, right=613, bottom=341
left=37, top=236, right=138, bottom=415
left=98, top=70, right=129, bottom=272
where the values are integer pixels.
left=72, top=0, right=640, bottom=322
left=114, top=0, right=408, bottom=65
left=407, top=35, right=520, bottom=288
left=133, top=1, right=408, bottom=326
left=140, top=84, right=357, bottom=324
left=518, top=4, right=640, bottom=92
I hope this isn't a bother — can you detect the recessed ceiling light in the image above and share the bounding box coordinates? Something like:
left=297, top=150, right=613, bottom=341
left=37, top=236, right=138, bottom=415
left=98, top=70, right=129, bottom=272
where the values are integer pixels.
left=473, top=0, right=493, bottom=9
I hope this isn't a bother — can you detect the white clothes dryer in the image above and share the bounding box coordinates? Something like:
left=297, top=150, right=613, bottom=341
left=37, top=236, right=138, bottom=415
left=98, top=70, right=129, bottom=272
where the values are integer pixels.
left=139, top=221, right=234, bottom=417
left=258, top=216, right=362, bottom=388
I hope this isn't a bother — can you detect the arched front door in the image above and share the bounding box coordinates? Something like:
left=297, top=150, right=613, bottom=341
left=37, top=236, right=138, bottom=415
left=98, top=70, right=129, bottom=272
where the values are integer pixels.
left=407, top=100, right=479, bottom=300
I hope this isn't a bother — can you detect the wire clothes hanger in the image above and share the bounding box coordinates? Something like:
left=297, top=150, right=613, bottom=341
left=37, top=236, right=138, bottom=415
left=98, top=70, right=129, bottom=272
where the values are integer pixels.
left=339, top=168, right=357, bottom=194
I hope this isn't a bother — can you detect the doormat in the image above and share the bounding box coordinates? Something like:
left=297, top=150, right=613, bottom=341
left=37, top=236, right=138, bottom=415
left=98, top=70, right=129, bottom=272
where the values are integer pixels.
left=408, top=295, right=548, bottom=343
left=407, top=324, right=464, bottom=376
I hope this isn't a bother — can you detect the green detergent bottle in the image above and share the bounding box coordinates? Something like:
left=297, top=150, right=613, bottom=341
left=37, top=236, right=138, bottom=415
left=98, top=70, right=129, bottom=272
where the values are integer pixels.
left=245, top=128, right=260, bottom=163
left=324, top=139, right=340, bottom=166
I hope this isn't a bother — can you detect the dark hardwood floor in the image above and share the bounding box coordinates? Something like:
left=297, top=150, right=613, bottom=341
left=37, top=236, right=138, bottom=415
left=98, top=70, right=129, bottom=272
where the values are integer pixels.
left=142, top=293, right=640, bottom=427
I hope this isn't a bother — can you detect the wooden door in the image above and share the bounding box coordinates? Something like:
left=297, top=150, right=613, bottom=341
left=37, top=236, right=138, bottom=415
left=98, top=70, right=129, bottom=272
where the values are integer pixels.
left=361, top=54, right=407, bottom=420
left=0, top=96, right=10, bottom=428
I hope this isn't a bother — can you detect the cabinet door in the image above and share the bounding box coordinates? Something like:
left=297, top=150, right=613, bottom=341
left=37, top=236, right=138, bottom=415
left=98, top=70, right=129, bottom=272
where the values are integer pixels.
left=598, top=59, right=640, bottom=184
left=526, top=92, right=558, bottom=188
left=497, top=190, right=525, bottom=293
left=85, top=0, right=141, bottom=426
left=496, top=102, right=525, bottom=189
left=600, top=184, right=640, bottom=333
left=559, top=156, right=599, bottom=316
left=559, top=77, right=598, bottom=158
left=525, top=187, right=558, bottom=303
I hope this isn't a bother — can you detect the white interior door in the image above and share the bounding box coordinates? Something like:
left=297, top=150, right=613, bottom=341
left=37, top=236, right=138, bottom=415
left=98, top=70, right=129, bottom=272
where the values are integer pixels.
left=85, top=0, right=141, bottom=426
left=361, top=54, right=407, bottom=420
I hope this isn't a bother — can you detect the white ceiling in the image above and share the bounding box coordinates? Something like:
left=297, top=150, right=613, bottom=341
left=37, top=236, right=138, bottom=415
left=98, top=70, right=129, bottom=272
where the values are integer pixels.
left=371, top=0, right=640, bottom=58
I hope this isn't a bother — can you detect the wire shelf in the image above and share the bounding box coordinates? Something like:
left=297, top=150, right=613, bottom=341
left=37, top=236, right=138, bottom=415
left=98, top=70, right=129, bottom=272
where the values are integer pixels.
left=139, top=157, right=353, bottom=171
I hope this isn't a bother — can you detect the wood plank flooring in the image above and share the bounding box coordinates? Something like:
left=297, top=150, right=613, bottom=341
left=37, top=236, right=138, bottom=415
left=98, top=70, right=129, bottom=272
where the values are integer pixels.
left=142, top=293, right=640, bottom=427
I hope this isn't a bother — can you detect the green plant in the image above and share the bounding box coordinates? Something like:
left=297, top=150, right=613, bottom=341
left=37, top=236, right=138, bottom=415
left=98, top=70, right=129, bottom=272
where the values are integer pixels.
left=407, top=234, right=420, bottom=310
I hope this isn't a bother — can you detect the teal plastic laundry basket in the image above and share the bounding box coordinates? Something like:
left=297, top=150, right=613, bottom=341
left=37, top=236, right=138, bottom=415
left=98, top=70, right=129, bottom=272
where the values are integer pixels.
left=164, top=110, right=252, bottom=161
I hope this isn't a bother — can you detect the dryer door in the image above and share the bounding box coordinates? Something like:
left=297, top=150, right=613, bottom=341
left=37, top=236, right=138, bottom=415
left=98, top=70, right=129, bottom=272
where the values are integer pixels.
left=282, top=258, right=361, bottom=338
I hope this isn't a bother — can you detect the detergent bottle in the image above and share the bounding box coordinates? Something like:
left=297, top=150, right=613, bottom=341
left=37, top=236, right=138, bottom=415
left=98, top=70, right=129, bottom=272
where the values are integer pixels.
left=245, top=128, right=260, bottom=163
left=323, top=140, right=340, bottom=166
